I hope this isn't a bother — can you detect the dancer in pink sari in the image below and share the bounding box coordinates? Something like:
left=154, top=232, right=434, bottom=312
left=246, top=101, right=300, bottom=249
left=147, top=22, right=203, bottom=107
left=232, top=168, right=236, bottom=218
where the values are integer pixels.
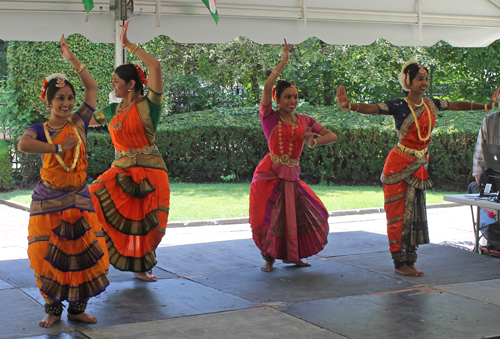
left=250, top=40, right=338, bottom=272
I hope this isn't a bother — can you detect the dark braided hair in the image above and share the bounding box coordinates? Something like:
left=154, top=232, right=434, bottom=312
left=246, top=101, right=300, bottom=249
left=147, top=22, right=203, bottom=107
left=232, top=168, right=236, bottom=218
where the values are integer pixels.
left=114, top=63, right=145, bottom=95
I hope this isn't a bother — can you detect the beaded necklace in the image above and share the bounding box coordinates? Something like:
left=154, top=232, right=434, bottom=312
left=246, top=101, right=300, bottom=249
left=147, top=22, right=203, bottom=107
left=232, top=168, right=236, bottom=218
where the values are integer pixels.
left=277, top=113, right=298, bottom=159
left=43, top=119, right=82, bottom=172
left=113, top=95, right=142, bottom=131
left=404, top=97, right=432, bottom=141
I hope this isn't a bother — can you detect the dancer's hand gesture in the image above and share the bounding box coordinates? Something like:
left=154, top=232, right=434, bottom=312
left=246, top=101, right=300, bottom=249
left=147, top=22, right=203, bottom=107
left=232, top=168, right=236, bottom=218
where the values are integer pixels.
left=282, top=39, right=291, bottom=64
left=487, top=88, right=500, bottom=110
left=60, top=35, right=77, bottom=64
left=336, top=85, right=351, bottom=111
left=119, top=19, right=131, bottom=46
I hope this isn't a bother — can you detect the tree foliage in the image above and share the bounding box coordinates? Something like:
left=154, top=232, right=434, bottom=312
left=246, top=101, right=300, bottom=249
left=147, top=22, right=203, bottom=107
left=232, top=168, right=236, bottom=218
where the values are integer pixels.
left=2, top=36, right=500, bottom=139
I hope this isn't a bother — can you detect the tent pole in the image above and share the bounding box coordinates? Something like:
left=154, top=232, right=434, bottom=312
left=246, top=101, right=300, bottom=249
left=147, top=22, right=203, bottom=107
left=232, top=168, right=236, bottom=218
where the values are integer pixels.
left=114, top=19, right=126, bottom=68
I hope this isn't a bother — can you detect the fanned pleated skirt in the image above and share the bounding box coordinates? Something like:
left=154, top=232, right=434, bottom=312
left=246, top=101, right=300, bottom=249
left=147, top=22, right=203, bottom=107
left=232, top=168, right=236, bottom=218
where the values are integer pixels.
left=90, top=166, right=170, bottom=273
left=249, top=155, right=329, bottom=262
left=28, top=208, right=110, bottom=303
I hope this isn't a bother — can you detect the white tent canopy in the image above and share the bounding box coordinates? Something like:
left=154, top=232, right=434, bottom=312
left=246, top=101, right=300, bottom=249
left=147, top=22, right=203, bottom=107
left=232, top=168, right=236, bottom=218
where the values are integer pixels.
left=1, top=0, right=500, bottom=47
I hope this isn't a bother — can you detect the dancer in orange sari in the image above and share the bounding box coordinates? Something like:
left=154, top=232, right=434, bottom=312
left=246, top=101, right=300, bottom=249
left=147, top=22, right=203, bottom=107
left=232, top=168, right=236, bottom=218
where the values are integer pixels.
left=89, top=20, right=169, bottom=282
left=337, top=60, right=499, bottom=277
left=250, top=40, right=338, bottom=272
left=18, top=35, right=109, bottom=327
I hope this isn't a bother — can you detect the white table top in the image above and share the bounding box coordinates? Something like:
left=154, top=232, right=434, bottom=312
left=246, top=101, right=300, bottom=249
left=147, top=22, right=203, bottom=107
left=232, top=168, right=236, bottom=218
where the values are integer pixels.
left=443, top=194, right=500, bottom=210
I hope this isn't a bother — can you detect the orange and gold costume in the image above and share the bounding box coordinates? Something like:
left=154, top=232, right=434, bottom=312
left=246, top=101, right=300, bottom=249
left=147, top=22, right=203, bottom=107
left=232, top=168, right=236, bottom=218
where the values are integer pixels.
left=377, top=97, right=449, bottom=265
left=24, top=103, right=110, bottom=304
left=90, top=89, right=169, bottom=273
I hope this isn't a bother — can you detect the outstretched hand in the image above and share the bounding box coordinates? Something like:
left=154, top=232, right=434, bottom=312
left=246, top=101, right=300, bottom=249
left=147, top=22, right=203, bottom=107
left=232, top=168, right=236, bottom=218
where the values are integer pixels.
left=488, top=88, right=500, bottom=110
left=336, top=85, right=351, bottom=110
left=119, top=19, right=131, bottom=46
left=60, top=132, right=79, bottom=153
left=60, top=35, right=77, bottom=63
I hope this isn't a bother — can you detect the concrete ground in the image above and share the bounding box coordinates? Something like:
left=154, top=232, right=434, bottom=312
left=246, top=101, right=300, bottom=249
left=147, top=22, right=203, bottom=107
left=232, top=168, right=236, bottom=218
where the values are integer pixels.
left=1, top=201, right=500, bottom=339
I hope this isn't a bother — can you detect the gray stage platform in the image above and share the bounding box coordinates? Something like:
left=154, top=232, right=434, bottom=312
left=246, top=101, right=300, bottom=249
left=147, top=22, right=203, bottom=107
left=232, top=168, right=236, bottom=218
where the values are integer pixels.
left=1, top=204, right=500, bottom=339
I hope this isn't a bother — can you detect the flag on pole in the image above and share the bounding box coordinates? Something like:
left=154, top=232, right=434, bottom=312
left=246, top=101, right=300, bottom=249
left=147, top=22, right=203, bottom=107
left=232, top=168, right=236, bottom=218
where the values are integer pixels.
left=202, top=0, right=219, bottom=24
left=82, top=0, right=94, bottom=13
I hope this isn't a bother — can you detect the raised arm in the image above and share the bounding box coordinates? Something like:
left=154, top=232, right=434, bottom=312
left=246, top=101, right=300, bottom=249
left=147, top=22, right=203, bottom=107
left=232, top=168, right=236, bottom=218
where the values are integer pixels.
left=447, top=88, right=499, bottom=112
left=60, top=35, right=98, bottom=111
left=336, top=85, right=380, bottom=115
left=121, top=20, right=162, bottom=95
left=262, top=39, right=290, bottom=107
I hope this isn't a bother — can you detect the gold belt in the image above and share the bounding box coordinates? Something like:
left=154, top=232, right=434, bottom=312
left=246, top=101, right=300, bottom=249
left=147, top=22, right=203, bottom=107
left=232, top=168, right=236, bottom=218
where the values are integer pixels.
left=397, top=143, right=427, bottom=159
left=115, top=144, right=159, bottom=158
left=270, top=153, right=299, bottom=167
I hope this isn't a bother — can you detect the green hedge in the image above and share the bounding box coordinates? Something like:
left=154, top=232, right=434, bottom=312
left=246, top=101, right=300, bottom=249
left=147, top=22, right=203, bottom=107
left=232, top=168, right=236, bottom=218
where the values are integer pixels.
left=0, top=139, right=14, bottom=190
left=10, top=106, right=485, bottom=190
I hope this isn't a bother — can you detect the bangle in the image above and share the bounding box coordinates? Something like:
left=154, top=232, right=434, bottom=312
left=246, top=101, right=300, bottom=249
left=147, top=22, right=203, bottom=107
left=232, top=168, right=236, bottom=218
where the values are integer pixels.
left=471, top=102, right=474, bottom=110
left=73, top=62, right=85, bottom=74
left=485, top=104, right=490, bottom=114
left=308, top=139, right=317, bottom=149
left=354, top=103, right=360, bottom=112
left=340, top=103, right=351, bottom=113
left=57, top=144, right=63, bottom=154
left=272, top=69, right=281, bottom=77
left=125, top=41, right=140, bottom=55
left=53, top=144, right=58, bottom=154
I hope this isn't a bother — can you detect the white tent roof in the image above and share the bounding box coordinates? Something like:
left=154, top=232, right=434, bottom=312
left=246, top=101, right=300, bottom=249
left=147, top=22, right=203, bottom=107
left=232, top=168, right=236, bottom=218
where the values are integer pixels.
left=1, top=0, right=500, bottom=47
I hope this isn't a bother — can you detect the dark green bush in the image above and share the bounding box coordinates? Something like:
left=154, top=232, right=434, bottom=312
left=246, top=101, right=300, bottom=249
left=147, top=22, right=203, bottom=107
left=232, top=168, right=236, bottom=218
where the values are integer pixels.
left=10, top=106, right=485, bottom=190
left=0, top=139, right=14, bottom=190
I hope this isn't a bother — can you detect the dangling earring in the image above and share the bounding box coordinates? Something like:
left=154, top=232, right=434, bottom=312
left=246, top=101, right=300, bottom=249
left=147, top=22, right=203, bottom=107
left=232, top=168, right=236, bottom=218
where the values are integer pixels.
left=276, top=104, right=281, bottom=111
left=406, top=72, right=411, bottom=88
left=128, top=89, right=132, bottom=92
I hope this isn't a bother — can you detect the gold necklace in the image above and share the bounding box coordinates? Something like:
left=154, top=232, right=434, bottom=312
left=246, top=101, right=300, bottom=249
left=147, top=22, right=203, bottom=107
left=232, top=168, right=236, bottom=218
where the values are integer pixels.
left=46, top=121, right=68, bottom=131
left=43, top=119, right=82, bottom=172
left=277, top=113, right=297, bottom=159
left=404, top=97, right=432, bottom=141
left=406, top=97, right=424, bottom=107
left=113, top=95, right=142, bottom=130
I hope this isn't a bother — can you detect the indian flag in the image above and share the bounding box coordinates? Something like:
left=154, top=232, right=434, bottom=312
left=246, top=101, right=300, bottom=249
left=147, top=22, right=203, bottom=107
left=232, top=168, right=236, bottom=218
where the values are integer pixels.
left=82, top=0, right=94, bottom=13
left=202, top=0, right=219, bottom=24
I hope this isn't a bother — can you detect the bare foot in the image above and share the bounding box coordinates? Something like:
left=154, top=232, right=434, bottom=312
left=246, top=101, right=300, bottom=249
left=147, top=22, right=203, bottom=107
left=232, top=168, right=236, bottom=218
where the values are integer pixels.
left=394, top=265, right=420, bottom=277
left=407, top=264, right=424, bottom=276
left=133, top=271, right=157, bottom=282
left=67, top=312, right=97, bottom=324
left=282, top=259, right=311, bottom=267
left=261, top=260, right=275, bottom=272
left=39, top=314, right=61, bottom=328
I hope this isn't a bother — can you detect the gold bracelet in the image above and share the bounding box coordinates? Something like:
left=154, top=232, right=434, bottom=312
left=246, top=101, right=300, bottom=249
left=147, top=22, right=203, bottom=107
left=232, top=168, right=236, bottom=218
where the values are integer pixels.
left=308, top=139, right=317, bottom=149
left=73, top=62, right=85, bottom=74
left=471, top=102, right=474, bottom=110
left=57, top=144, right=63, bottom=154
left=354, top=103, right=360, bottom=112
left=272, top=69, right=281, bottom=77
left=125, top=42, right=140, bottom=55
left=340, top=103, right=351, bottom=113
left=485, top=104, right=490, bottom=114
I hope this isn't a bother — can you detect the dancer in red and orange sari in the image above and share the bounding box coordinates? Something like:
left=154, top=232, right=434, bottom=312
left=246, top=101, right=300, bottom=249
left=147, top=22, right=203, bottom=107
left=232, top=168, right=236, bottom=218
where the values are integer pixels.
left=337, top=60, right=499, bottom=277
left=18, top=35, right=109, bottom=328
left=89, top=20, right=169, bottom=282
left=250, top=40, right=338, bottom=272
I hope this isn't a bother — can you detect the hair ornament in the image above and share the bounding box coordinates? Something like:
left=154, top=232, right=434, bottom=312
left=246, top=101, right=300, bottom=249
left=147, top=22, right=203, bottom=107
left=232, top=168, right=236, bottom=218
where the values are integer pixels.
left=40, top=73, right=68, bottom=100
left=133, top=61, right=148, bottom=86
left=272, top=86, right=277, bottom=102
left=398, top=60, right=418, bottom=92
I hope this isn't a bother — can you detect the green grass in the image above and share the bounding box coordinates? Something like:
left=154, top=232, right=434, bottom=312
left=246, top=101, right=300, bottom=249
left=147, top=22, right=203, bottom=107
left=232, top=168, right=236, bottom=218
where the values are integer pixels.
left=0, top=183, right=462, bottom=222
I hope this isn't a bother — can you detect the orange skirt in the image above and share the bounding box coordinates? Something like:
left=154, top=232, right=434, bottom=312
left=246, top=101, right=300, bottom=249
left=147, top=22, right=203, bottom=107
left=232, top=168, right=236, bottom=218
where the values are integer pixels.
left=90, top=166, right=170, bottom=272
left=28, top=208, right=110, bottom=303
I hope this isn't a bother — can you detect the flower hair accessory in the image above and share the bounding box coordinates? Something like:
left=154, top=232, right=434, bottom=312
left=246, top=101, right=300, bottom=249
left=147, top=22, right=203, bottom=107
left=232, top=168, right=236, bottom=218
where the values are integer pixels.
left=133, top=61, right=148, bottom=86
left=40, top=73, right=69, bottom=100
